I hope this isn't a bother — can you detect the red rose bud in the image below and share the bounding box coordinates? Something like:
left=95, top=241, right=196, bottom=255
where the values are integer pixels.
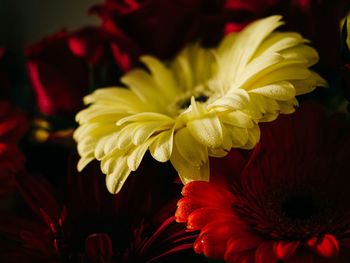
left=26, top=31, right=90, bottom=117
left=68, top=27, right=106, bottom=66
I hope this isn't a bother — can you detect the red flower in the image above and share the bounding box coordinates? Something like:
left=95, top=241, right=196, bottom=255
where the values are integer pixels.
left=0, top=102, right=28, bottom=196
left=90, top=0, right=279, bottom=71
left=26, top=31, right=90, bottom=117
left=176, top=103, right=350, bottom=262
left=67, top=27, right=107, bottom=66
left=0, top=155, right=201, bottom=262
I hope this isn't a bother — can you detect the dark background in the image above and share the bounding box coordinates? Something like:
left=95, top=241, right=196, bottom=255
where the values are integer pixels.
left=0, top=0, right=100, bottom=47
left=0, top=0, right=101, bottom=105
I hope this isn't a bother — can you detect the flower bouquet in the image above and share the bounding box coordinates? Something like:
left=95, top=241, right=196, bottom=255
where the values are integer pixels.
left=1, top=0, right=350, bottom=262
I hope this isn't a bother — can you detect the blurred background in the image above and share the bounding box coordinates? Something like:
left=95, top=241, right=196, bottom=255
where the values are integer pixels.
left=0, top=0, right=100, bottom=47
left=0, top=0, right=101, bottom=106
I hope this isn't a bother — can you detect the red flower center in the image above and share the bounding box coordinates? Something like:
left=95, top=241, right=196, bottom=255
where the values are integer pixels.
left=281, top=194, right=318, bottom=220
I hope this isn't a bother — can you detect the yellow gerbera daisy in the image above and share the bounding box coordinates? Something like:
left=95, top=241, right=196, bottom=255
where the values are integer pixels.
left=74, top=15, right=326, bottom=193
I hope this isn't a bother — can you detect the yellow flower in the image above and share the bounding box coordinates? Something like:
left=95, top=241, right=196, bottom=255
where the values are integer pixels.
left=74, top=15, right=326, bottom=193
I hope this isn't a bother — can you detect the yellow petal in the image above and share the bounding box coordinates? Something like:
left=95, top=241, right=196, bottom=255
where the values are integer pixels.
left=105, top=156, right=131, bottom=194
left=210, top=89, right=250, bottom=110
left=249, top=81, right=296, bottom=100
left=149, top=129, right=174, bottom=162
left=140, top=56, right=178, bottom=100
left=237, top=15, right=284, bottom=66
left=187, top=114, right=223, bottom=148
left=83, top=87, right=149, bottom=112
left=77, top=154, right=94, bottom=172
left=220, top=111, right=254, bottom=128
left=238, top=53, right=285, bottom=88
left=279, top=98, right=299, bottom=114
left=74, top=123, right=119, bottom=141
left=254, top=32, right=307, bottom=57
left=248, top=93, right=280, bottom=116
left=127, top=137, right=156, bottom=171
left=250, top=67, right=311, bottom=88
left=84, top=87, right=135, bottom=103
left=170, top=144, right=209, bottom=184
left=121, top=70, right=157, bottom=101
left=100, top=149, right=124, bottom=174
left=76, top=107, right=127, bottom=124
left=226, top=125, right=249, bottom=147
left=292, top=71, right=327, bottom=95
left=171, top=44, right=216, bottom=92
left=217, top=15, right=284, bottom=81
left=77, top=137, right=96, bottom=156
left=174, top=128, right=208, bottom=166
left=113, top=124, right=138, bottom=149
left=242, top=125, right=261, bottom=149
left=208, top=147, right=229, bottom=158
left=117, top=112, right=173, bottom=126
left=280, top=44, right=319, bottom=67
left=131, top=122, right=164, bottom=145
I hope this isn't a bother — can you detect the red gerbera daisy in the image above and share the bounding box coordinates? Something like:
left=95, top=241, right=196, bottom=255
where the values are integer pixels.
left=176, top=103, right=350, bottom=263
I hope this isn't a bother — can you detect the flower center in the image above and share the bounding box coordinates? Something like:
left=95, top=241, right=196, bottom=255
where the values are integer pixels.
left=167, top=86, right=212, bottom=116
left=176, top=94, right=209, bottom=110
left=281, top=194, right=319, bottom=220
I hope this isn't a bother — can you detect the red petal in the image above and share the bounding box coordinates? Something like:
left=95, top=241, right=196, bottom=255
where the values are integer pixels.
left=225, top=247, right=256, bottom=263
left=255, top=241, right=278, bottom=263
left=85, top=233, right=113, bottom=261
left=110, top=42, right=134, bottom=72
left=176, top=196, right=201, bottom=223
left=187, top=207, right=236, bottom=231
left=182, top=181, right=234, bottom=202
left=307, top=234, right=339, bottom=258
left=194, top=221, right=238, bottom=259
left=273, top=240, right=300, bottom=259
left=225, top=231, right=263, bottom=260
left=15, top=172, right=62, bottom=230
left=176, top=181, right=235, bottom=223
left=68, top=27, right=105, bottom=65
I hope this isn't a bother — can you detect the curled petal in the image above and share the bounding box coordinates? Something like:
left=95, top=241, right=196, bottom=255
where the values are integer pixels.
left=307, top=234, right=339, bottom=258
left=273, top=241, right=300, bottom=260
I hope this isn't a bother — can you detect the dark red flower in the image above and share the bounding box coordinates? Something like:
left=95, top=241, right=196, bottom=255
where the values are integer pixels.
left=67, top=27, right=107, bottom=66
left=176, top=103, right=350, bottom=262
left=0, top=154, right=200, bottom=262
left=90, top=0, right=279, bottom=71
left=26, top=31, right=90, bottom=118
left=0, top=102, right=28, bottom=196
